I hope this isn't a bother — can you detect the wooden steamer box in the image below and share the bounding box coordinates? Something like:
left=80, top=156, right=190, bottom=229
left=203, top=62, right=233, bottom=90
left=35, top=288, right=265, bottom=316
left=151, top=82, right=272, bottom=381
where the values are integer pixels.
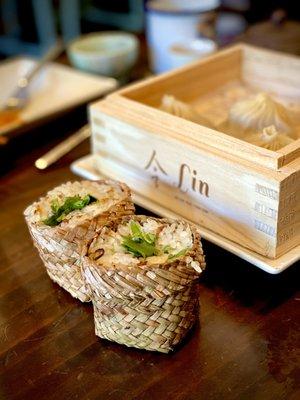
left=90, top=44, right=300, bottom=270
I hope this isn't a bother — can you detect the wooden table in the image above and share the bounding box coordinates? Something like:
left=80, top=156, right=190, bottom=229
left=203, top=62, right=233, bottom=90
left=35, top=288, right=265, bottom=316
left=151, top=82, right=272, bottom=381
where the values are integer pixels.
left=0, top=111, right=299, bottom=400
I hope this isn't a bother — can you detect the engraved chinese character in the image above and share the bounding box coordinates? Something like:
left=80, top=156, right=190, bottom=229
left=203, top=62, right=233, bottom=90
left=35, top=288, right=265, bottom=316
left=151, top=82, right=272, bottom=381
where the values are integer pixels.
left=144, top=150, right=168, bottom=188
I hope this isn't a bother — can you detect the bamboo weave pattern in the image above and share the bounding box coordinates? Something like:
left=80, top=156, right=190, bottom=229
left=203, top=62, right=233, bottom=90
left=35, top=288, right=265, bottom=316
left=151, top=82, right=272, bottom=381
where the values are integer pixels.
left=24, top=180, right=135, bottom=302
left=83, top=216, right=206, bottom=352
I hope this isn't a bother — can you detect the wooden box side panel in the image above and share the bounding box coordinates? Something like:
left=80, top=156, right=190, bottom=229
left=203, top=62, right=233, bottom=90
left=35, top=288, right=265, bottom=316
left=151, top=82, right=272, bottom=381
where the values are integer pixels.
left=277, top=161, right=300, bottom=256
left=90, top=107, right=284, bottom=259
left=117, top=46, right=242, bottom=107
left=241, top=45, right=300, bottom=99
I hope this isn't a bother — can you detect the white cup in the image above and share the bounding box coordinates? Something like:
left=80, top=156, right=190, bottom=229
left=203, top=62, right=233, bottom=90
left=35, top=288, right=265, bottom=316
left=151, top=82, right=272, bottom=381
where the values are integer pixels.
left=169, top=38, right=217, bottom=69
left=146, top=0, right=220, bottom=73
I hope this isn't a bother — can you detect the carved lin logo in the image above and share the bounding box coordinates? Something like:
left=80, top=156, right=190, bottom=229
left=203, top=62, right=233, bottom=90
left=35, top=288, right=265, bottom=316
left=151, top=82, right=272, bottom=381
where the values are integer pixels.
left=144, top=149, right=209, bottom=197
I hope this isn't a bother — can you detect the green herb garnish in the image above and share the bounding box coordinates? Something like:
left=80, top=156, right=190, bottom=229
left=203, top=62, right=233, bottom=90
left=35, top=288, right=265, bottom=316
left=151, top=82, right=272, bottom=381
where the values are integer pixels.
left=121, top=221, right=190, bottom=260
left=122, top=236, right=157, bottom=258
left=121, top=221, right=157, bottom=258
left=167, top=248, right=189, bottom=261
left=163, top=245, right=173, bottom=254
left=130, top=221, right=156, bottom=245
left=43, top=194, right=97, bottom=226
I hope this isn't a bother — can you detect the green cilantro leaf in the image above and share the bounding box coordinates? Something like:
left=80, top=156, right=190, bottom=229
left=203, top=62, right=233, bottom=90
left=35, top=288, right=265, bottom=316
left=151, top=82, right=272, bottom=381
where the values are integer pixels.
left=121, top=221, right=191, bottom=260
left=122, top=236, right=157, bottom=258
left=168, top=248, right=189, bottom=261
left=43, top=194, right=97, bottom=227
left=121, top=221, right=157, bottom=258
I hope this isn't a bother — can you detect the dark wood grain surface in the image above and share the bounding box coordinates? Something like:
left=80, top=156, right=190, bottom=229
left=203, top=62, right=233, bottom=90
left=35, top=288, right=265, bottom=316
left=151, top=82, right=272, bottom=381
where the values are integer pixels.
left=0, top=112, right=299, bottom=400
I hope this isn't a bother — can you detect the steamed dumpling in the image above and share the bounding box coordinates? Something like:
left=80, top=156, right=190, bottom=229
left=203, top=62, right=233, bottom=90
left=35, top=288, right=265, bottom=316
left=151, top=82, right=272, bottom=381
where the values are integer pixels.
left=245, top=125, right=294, bottom=151
left=160, top=94, right=214, bottom=128
left=229, top=93, right=296, bottom=138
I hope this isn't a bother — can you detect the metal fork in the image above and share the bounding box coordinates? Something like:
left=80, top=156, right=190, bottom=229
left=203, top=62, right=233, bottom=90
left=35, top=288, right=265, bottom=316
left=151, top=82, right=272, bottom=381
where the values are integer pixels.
left=3, top=41, right=64, bottom=111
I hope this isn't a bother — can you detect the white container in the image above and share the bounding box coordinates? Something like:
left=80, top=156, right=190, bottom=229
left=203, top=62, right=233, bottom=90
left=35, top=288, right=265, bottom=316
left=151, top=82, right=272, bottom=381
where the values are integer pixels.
left=169, top=38, right=217, bottom=69
left=146, top=0, right=219, bottom=73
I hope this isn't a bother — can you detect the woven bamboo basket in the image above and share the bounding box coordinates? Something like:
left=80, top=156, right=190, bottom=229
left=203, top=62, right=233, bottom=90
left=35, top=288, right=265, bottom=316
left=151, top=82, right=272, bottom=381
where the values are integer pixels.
left=24, top=180, right=135, bottom=302
left=82, top=216, right=206, bottom=352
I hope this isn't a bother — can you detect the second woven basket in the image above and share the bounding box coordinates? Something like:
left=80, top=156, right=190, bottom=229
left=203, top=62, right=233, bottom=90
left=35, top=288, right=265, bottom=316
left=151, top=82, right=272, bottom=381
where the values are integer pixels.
left=82, top=216, right=206, bottom=353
